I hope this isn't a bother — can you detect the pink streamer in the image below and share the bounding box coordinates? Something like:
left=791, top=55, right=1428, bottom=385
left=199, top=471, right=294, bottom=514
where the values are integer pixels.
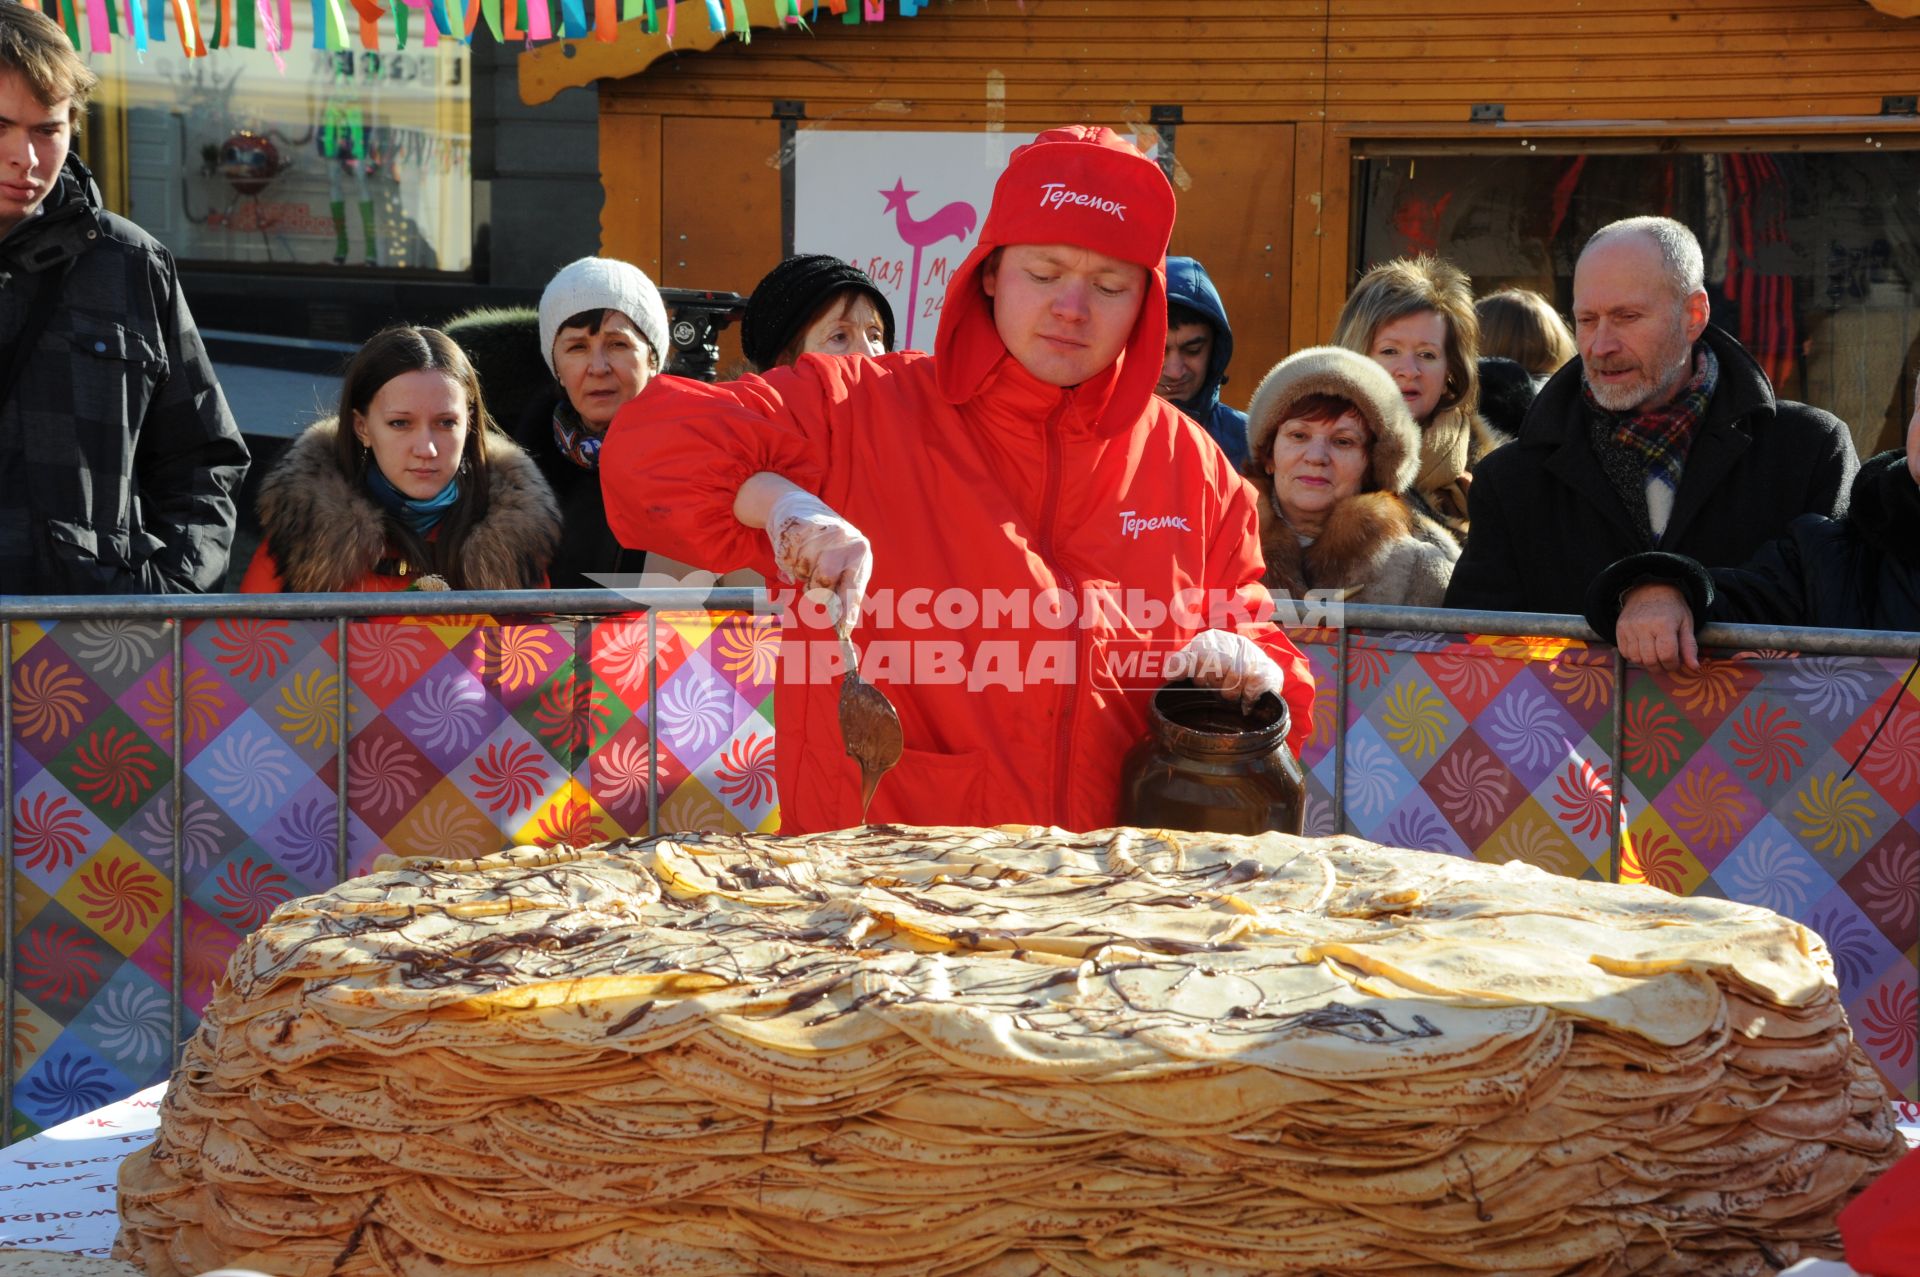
left=85, top=0, right=114, bottom=51
left=255, top=0, right=287, bottom=65
left=863, top=0, right=881, bottom=18
left=400, top=0, right=439, bottom=45
left=525, top=0, right=551, bottom=39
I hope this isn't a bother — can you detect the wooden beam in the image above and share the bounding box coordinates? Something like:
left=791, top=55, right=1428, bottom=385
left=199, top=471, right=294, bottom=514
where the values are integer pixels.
left=519, top=0, right=789, bottom=106
left=600, top=112, right=663, bottom=270
left=1289, top=121, right=1328, bottom=359
left=1315, top=131, right=1354, bottom=343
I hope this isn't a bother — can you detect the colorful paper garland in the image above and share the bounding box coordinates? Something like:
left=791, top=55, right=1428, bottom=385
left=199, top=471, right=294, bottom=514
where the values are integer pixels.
left=25, top=0, right=925, bottom=55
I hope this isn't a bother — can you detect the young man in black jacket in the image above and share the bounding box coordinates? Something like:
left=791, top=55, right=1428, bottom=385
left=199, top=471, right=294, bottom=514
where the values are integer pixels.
left=1161, top=255, right=1249, bottom=469
left=1, top=4, right=247, bottom=594
left=1445, top=216, right=1856, bottom=616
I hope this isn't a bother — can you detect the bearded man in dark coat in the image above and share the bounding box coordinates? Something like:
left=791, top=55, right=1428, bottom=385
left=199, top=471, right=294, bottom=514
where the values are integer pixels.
left=1444, top=215, right=1856, bottom=616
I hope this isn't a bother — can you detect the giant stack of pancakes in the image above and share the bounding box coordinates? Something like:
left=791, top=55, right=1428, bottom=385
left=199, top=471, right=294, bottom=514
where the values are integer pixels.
left=116, top=826, right=1902, bottom=1276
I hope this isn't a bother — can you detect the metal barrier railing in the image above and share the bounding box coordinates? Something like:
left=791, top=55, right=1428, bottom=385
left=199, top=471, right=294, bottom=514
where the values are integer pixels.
left=0, top=588, right=762, bottom=1140
left=1329, top=604, right=1920, bottom=878
left=4, top=592, right=1917, bottom=1137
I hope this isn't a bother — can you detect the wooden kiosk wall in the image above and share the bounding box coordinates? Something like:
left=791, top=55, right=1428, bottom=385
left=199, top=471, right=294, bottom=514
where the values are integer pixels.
left=522, top=0, right=1920, bottom=398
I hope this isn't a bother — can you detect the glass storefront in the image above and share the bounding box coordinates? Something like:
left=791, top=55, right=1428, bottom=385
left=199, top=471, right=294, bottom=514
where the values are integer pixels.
left=1355, top=147, right=1920, bottom=456
left=87, top=43, right=472, bottom=272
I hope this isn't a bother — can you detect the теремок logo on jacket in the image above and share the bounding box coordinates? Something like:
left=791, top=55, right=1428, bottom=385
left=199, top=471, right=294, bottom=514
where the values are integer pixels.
left=1119, top=510, right=1192, bottom=539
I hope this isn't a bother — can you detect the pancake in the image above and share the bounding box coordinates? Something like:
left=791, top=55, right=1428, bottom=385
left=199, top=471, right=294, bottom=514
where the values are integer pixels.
left=114, top=825, right=1902, bottom=1276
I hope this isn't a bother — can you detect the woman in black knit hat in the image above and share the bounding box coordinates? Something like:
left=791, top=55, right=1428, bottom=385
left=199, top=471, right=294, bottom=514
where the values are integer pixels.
left=741, top=254, right=897, bottom=373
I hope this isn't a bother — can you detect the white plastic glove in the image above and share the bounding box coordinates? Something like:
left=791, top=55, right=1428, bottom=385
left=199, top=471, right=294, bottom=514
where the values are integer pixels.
left=1167, top=629, right=1287, bottom=710
left=766, top=488, right=873, bottom=631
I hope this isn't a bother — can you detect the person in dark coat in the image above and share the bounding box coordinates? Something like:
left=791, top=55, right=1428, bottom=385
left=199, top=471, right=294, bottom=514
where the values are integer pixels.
left=1160, top=255, right=1249, bottom=468
left=1445, top=216, right=1858, bottom=616
left=1586, top=402, right=1919, bottom=670
left=1, top=5, right=248, bottom=594
left=1474, top=356, right=1538, bottom=442
left=454, top=260, right=761, bottom=592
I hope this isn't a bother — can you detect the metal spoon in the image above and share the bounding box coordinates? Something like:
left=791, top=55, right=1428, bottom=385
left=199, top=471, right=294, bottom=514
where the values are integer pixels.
left=836, top=625, right=903, bottom=823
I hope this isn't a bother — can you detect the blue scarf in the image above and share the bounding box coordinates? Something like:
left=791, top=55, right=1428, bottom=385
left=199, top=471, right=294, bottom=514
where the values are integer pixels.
left=366, top=466, right=461, bottom=534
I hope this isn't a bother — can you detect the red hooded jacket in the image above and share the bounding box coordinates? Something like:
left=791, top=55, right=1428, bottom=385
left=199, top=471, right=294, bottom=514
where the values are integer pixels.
left=603, top=127, right=1313, bottom=833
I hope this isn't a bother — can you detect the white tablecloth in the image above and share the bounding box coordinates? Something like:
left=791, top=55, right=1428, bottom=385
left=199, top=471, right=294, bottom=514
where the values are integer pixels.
left=0, top=1090, right=1914, bottom=1262
left=0, top=1086, right=163, bottom=1258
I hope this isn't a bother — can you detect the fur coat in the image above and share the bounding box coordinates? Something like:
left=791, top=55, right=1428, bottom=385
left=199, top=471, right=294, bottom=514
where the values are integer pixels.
left=242, top=416, right=559, bottom=593
left=1258, top=490, right=1460, bottom=608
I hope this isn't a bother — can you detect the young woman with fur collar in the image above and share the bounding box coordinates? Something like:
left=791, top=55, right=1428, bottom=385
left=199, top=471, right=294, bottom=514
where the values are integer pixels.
left=1332, top=255, right=1502, bottom=542
left=240, top=326, right=559, bottom=593
left=1246, top=345, right=1461, bottom=608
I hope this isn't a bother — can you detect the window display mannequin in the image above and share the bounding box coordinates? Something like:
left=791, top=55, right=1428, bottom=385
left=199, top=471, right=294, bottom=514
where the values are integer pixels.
left=317, top=52, right=378, bottom=267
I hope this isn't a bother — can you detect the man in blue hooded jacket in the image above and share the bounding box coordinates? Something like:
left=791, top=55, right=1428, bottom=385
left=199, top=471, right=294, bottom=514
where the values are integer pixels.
left=1160, top=256, right=1249, bottom=469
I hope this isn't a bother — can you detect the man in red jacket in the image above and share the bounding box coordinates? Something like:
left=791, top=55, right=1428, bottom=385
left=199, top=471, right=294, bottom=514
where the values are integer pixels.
left=604, top=125, right=1314, bottom=833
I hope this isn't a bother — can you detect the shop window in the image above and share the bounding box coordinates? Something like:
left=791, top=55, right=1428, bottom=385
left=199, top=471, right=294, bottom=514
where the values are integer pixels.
left=1355, top=149, right=1920, bottom=456
left=91, top=46, right=471, bottom=273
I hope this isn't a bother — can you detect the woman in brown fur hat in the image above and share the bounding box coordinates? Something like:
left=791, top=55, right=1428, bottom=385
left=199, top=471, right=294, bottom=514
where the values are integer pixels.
left=239, top=326, right=559, bottom=593
left=1245, top=345, right=1460, bottom=607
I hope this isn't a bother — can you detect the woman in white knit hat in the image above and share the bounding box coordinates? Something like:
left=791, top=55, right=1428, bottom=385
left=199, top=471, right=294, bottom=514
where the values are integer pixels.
left=490, top=256, right=674, bottom=589
left=1245, top=345, right=1460, bottom=608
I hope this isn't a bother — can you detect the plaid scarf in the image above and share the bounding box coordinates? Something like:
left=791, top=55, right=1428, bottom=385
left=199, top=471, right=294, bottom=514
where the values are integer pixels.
left=552, top=401, right=604, bottom=471
left=1582, top=343, right=1719, bottom=498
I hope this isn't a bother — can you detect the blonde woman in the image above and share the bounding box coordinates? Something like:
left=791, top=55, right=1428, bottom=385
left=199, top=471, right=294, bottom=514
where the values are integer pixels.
left=1332, top=255, right=1500, bottom=540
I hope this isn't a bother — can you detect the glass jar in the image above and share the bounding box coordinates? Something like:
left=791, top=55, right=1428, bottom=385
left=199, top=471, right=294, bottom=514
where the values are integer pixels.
left=1122, top=680, right=1306, bottom=835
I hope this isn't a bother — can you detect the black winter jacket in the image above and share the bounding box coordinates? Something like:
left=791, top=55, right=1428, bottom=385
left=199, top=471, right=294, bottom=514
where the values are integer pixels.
left=1586, top=449, right=1920, bottom=638
left=506, top=390, right=646, bottom=591
left=1444, top=325, right=1857, bottom=616
left=0, top=156, right=248, bottom=593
